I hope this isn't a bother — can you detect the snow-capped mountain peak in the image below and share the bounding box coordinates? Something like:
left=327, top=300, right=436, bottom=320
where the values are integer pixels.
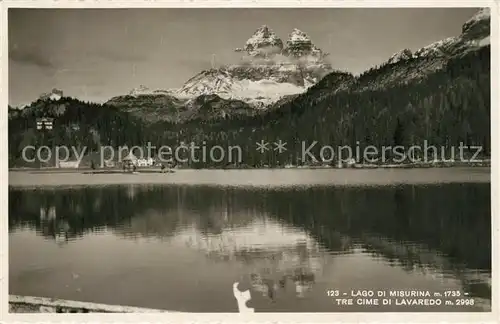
left=284, top=28, right=327, bottom=59
left=172, top=25, right=335, bottom=107
left=236, top=25, right=284, bottom=57
left=288, top=28, right=311, bottom=44
left=117, top=25, right=335, bottom=113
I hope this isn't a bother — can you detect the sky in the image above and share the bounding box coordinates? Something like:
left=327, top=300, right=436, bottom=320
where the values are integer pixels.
left=8, top=8, right=479, bottom=107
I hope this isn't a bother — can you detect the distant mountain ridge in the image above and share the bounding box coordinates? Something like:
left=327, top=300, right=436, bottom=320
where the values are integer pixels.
left=106, top=9, right=490, bottom=124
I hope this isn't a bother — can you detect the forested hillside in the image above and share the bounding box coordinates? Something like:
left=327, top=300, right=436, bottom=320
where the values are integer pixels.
left=8, top=98, right=147, bottom=166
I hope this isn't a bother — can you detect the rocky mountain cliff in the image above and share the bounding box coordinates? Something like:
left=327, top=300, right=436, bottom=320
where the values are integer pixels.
left=234, top=25, right=284, bottom=57
left=283, top=28, right=329, bottom=60
left=176, top=26, right=334, bottom=103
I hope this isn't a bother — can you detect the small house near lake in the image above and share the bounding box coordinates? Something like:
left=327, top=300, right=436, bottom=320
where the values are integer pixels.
left=122, top=152, right=138, bottom=171
left=58, top=160, right=81, bottom=168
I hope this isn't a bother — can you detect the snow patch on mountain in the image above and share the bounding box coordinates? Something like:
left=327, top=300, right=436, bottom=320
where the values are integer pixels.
left=413, top=37, right=459, bottom=58
left=227, top=79, right=305, bottom=106
left=476, top=35, right=491, bottom=47
left=173, top=26, right=334, bottom=107
left=176, top=68, right=306, bottom=107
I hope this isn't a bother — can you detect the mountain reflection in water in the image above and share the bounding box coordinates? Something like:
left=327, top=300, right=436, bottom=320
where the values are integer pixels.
left=9, top=183, right=491, bottom=312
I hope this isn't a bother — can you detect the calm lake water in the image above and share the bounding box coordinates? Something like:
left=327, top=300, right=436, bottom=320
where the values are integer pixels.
left=9, top=170, right=492, bottom=312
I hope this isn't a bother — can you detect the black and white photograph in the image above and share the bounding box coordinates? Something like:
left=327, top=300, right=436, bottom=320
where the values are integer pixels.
left=5, top=4, right=495, bottom=316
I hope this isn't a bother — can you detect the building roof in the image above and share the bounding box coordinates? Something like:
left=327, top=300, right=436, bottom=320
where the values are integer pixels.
left=123, top=152, right=138, bottom=161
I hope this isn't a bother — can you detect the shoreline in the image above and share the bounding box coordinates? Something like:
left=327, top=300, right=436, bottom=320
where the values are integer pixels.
left=8, top=167, right=490, bottom=189
left=7, top=159, right=492, bottom=173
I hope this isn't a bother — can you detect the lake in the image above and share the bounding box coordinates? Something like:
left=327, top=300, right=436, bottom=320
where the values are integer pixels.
left=8, top=169, right=492, bottom=312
